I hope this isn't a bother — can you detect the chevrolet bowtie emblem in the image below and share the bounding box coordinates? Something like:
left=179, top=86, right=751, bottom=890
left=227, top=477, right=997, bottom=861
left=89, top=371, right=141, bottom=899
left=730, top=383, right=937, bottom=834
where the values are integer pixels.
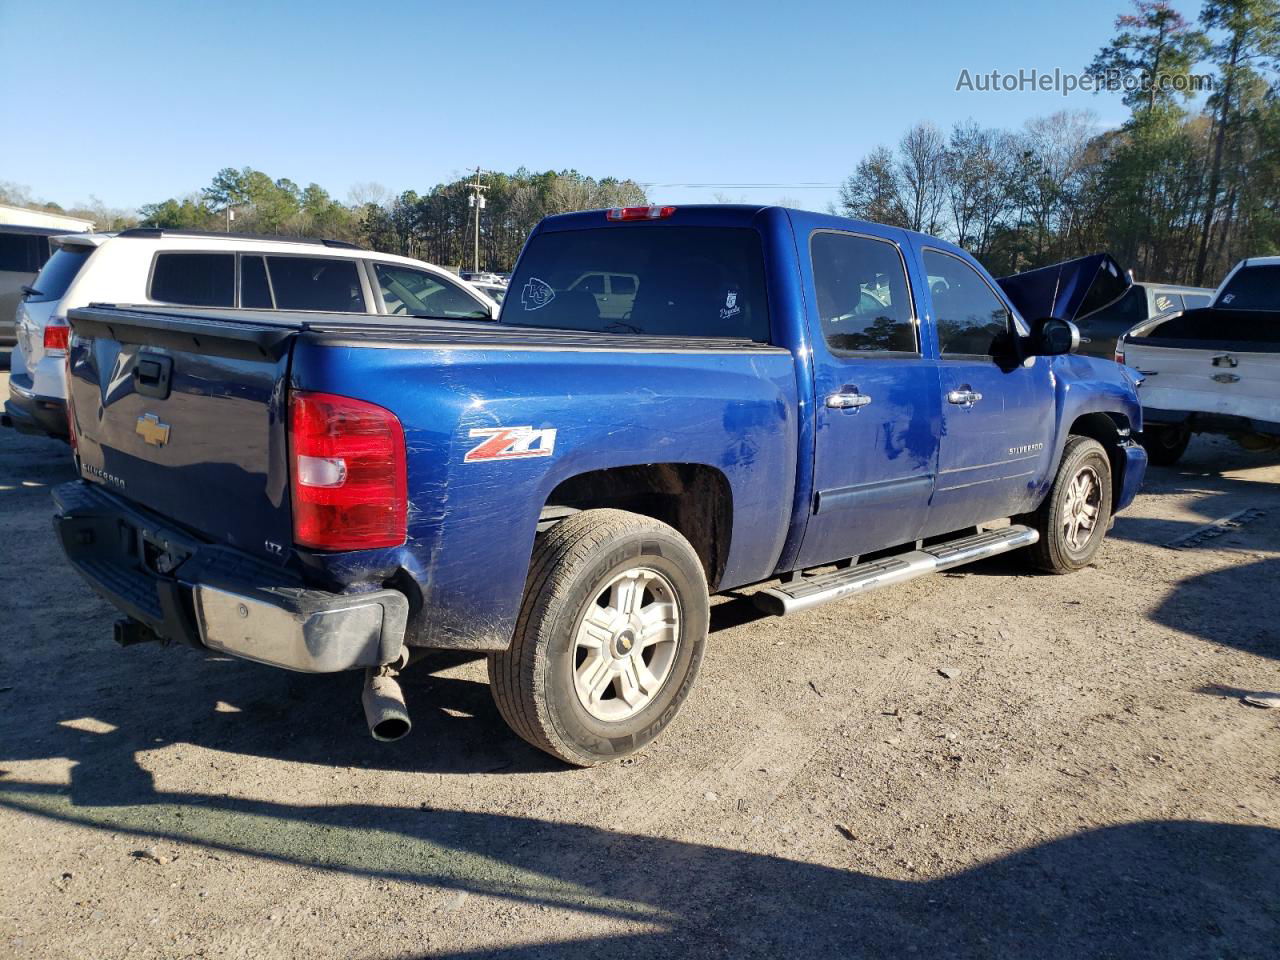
left=135, top=413, right=171, bottom=447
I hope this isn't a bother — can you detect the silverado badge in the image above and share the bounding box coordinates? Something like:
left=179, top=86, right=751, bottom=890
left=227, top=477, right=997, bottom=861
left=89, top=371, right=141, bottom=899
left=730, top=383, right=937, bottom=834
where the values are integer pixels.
left=135, top=413, right=171, bottom=447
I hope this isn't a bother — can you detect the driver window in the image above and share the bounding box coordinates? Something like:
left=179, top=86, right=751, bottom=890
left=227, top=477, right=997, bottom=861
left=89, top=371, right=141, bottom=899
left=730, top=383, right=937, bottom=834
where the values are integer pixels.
left=810, top=232, right=917, bottom=354
left=375, top=264, right=489, bottom=319
left=922, top=249, right=1013, bottom=357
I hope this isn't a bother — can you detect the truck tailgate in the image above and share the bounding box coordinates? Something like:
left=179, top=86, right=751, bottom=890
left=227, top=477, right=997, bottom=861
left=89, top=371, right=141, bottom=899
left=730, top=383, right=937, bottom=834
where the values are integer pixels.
left=1124, top=307, right=1280, bottom=424
left=66, top=306, right=299, bottom=562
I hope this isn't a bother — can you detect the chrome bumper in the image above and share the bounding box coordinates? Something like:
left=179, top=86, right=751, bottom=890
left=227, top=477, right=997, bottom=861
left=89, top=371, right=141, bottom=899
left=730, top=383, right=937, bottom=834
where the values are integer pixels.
left=193, top=582, right=407, bottom=673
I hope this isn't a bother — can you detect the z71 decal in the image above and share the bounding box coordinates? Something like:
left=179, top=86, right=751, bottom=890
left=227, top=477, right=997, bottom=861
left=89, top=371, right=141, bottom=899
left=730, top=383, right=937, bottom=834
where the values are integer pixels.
left=464, top=426, right=558, bottom=463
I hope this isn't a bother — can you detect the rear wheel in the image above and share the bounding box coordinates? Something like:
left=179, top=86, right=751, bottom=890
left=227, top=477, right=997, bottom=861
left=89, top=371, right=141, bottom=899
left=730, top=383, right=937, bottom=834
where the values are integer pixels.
left=1140, top=423, right=1191, bottom=466
left=1019, top=435, right=1113, bottom=574
left=489, top=509, right=709, bottom=766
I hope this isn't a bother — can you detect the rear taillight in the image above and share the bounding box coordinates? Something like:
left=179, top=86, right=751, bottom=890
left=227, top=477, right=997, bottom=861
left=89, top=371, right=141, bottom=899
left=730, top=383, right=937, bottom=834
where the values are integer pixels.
left=606, top=205, right=676, bottom=221
left=289, top=391, right=407, bottom=550
left=44, top=318, right=70, bottom=354
left=1114, top=342, right=1125, bottom=365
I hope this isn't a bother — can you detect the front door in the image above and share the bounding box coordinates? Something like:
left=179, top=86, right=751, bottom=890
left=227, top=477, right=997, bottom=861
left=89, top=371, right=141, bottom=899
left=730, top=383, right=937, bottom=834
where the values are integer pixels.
left=916, top=246, right=1056, bottom=536
left=795, top=228, right=941, bottom=568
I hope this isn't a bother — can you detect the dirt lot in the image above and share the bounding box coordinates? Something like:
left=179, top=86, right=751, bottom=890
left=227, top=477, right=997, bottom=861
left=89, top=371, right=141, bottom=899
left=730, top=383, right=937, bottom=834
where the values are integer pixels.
left=1, top=352, right=1277, bottom=959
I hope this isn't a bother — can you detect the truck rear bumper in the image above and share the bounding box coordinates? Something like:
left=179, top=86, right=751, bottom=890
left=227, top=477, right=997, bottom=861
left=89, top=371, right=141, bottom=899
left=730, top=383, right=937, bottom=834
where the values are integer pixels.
left=53, top=480, right=408, bottom=673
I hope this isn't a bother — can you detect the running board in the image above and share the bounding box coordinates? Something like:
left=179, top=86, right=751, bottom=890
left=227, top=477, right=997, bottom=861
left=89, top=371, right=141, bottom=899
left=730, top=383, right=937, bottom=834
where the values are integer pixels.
left=754, top=525, right=1039, bottom=616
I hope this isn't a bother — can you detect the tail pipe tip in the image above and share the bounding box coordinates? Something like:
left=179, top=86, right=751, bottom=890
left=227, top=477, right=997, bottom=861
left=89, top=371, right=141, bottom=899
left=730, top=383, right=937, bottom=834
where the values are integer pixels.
left=362, top=668, right=411, bottom=742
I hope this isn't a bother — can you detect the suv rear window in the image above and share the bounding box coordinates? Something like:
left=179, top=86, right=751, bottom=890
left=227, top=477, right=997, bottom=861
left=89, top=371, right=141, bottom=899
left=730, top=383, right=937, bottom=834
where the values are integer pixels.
left=26, top=246, right=92, bottom=302
left=151, top=252, right=235, bottom=307
left=1216, top=265, right=1280, bottom=311
left=502, top=227, right=770, bottom=341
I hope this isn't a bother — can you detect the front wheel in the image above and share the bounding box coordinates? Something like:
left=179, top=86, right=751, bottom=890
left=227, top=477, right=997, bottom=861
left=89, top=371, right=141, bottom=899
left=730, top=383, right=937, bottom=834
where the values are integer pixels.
left=1018, top=436, right=1113, bottom=574
left=1140, top=423, right=1191, bottom=466
left=489, top=509, right=709, bottom=766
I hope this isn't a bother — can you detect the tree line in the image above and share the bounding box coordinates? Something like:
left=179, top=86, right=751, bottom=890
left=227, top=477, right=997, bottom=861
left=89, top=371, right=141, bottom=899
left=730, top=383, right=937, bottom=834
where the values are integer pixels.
left=836, top=0, right=1279, bottom=286
left=134, top=167, right=645, bottom=272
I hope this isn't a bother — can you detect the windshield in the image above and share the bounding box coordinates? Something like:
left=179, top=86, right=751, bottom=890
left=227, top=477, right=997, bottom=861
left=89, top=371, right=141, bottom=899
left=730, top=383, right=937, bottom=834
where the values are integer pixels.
left=26, top=246, right=93, bottom=303
left=502, top=227, right=770, bottom=341
left=1216, top=265, right=1280, bottom=311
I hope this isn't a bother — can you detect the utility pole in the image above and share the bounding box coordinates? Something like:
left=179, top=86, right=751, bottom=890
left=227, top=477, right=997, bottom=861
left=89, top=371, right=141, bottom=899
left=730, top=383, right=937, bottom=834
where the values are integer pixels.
left=467, top=167, right=487, bottom=273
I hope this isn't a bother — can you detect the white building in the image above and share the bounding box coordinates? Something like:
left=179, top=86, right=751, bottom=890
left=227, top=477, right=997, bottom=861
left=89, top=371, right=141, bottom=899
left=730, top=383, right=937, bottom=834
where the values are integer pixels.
left=0, top=202, right=95, bottom=232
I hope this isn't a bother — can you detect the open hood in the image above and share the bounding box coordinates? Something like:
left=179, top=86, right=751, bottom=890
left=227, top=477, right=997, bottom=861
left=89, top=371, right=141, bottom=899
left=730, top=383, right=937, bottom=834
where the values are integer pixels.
left=997, top=253, right=1130, bottom=325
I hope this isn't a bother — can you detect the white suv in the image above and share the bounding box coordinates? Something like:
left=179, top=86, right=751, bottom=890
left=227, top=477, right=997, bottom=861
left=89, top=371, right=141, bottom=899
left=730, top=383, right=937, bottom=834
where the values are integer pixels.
left=4, top=230, right=498, bottom=438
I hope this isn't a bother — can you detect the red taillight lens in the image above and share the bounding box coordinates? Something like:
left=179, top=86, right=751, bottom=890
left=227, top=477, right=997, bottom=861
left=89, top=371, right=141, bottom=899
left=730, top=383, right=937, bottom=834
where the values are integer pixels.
left=606, top=205, right=676, bottom=221
left=289, top=391, right=407, bottom=550
left=44, top=320, right=70, bottom=353
left=1114, top=345, right=1125, bottom=365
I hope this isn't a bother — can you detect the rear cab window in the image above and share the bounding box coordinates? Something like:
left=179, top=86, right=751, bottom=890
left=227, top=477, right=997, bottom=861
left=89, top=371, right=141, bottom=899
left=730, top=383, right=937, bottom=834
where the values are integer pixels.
left=1216, top=265, right=1280, bottom=311
left=502, top=226, right=770, bottom=341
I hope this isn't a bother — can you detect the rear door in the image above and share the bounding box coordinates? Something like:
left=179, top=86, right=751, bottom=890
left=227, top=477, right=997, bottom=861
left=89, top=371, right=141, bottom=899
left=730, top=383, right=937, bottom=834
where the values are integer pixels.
left=916, top=246, right=1055, bottom=536
left=67, top=306, right=298, bottom=562
left=794, top=225, right=941, bottom=567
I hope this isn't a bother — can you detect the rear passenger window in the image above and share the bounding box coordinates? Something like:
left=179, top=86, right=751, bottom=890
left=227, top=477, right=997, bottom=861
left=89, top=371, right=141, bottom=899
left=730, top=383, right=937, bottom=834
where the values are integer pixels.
left=266, top=257, right=365, bottom=313
left=923, top=250, right=1012, bottom=357
left=240, top=255, right=273, bottom=308
left=810, top=232, right=917, bottom=354
left=150, top=253, right=235, bottom=307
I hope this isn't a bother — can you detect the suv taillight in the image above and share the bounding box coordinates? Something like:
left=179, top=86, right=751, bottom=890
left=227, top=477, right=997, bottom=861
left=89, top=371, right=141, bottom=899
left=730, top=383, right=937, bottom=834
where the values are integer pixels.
left=1114, top=341, right=1125, bottom=366
left=289, top=391, right=407, bottom=550
left=44, top=318, right=70, bottom=354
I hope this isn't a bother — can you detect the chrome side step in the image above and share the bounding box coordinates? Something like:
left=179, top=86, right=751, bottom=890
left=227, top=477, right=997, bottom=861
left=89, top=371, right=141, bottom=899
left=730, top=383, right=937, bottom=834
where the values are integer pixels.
left=754, top=524, right=1039, bottom=616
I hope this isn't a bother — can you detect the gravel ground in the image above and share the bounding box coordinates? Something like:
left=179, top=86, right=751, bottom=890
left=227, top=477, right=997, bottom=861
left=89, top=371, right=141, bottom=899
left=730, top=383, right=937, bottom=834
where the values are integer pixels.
left=1, top=352, right=1277, bottom=959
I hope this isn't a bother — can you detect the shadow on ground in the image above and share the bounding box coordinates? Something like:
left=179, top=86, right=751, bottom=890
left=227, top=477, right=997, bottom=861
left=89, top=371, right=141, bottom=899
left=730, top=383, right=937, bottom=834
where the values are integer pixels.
left=1150, top=556, right=1280, bottom=661
left=0, top=776, right=1274, bottom=959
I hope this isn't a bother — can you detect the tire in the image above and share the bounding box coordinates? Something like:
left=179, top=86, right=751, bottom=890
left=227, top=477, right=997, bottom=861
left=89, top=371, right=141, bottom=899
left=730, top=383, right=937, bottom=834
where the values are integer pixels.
left=488, top=509, right=709, bottom=766
left=1140, top=423, right=1191, bottom=466
left=1018, top=436, right=1113, bottom=574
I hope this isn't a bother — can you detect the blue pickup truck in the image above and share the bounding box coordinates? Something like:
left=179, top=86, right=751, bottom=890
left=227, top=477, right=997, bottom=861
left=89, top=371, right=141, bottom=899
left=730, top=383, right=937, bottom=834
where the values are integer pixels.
left=56, top=205, right=1147, bottom=765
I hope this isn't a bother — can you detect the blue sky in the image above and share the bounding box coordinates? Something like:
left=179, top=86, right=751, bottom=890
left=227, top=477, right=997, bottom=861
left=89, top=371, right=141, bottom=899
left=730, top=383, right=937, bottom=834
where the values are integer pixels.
left=0, top=0, right=1202, bottom=213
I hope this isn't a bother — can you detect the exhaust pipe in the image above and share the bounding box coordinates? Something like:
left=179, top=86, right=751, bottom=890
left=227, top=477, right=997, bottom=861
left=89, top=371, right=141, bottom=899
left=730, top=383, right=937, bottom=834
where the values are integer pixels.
left=362, top=667, right=411, bottom=742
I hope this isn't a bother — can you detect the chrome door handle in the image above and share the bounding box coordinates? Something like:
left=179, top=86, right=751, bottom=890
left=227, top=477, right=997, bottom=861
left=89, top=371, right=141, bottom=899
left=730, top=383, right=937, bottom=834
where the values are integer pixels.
left=826, top=392, right=872, bottom=409
left=946, top=389, right=983, bottom=406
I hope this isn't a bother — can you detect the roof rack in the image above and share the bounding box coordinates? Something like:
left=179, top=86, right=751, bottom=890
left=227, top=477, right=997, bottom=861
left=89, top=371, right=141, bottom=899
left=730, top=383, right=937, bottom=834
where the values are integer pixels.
left=116, top=227, right=362, bottom=250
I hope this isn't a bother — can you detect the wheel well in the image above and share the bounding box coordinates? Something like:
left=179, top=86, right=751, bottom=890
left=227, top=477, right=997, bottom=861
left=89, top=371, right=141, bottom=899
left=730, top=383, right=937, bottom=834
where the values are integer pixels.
left=1067, top=412, right=1131, bottom=511
left=542, top=464, right=732, bottom=588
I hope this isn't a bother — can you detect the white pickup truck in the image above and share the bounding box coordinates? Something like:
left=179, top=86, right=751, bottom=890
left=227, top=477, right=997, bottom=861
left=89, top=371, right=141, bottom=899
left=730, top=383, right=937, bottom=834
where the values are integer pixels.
left=1118, top=257, right=1280, bottom=465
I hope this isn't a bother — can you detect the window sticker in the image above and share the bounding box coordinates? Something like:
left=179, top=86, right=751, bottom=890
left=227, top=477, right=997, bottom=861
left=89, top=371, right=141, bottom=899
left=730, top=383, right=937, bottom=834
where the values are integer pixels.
left=521, top=277, right=556, bottom=311
left=719, top=289, right=740, bottom=321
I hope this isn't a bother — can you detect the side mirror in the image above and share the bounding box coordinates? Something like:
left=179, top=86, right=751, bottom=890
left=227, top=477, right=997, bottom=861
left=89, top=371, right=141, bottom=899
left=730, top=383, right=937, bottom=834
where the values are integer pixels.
left=1027, top=317, right=1080, bottom=357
